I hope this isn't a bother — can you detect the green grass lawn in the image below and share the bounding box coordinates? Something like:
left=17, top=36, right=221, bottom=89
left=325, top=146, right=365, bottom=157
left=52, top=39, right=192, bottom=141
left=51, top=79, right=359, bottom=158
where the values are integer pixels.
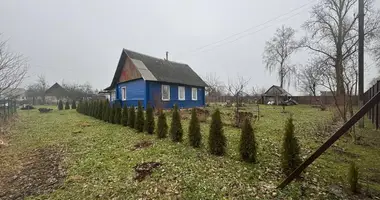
left=1, top=105, right=379, bottom=199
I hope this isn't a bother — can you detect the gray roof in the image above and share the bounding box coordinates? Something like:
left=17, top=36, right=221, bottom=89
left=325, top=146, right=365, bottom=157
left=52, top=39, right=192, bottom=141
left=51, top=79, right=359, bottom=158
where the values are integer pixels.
left=264, top=85, right=292, bottom=96
left=107, top=49, right=207, bottom=89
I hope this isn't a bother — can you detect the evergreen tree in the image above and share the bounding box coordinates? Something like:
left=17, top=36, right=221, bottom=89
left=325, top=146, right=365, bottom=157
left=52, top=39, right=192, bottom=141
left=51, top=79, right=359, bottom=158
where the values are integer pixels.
left=103, top=100, right=109, bottom=122
left=121, top=106, right=128, bottom=126
left=114, top=107, right=122, bottom=124
left=96, top=100, right=104, bottom=120
left=281, top=116, right=301, bottom=176
left=144, top=103, right=155, bottom=134
left=208, top=109, right=226, bottom=156
left=109, top=104, right=115, bottom=123
left=135, top=101, right=144, bottom=132
left=348, top=162, right=359, bottom=193
left=239, top=118, right=257, bottom=163
left=76, top=100, right=81, bottom=113
left=72, top=100, right=77, bottom=109
left=128, top=106, right=135, bottom=128
left=65, top=101, right=70, bottom=110
left=58, top=100, right=64, bottom=110
left=170, top=104, right=183, bottom=142
left=188, top=108, right=201, bottom=148
left=156, top=109, right=168, bottom=139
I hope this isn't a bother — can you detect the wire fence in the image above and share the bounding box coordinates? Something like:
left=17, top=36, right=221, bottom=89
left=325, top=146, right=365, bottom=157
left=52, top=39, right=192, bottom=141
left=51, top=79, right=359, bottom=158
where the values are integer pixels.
left=0, top=99, right=17, bottom=122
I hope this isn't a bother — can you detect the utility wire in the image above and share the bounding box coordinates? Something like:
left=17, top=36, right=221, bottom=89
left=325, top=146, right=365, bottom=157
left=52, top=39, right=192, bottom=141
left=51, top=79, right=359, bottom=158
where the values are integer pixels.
left=175, top=0, right=315, bottom=58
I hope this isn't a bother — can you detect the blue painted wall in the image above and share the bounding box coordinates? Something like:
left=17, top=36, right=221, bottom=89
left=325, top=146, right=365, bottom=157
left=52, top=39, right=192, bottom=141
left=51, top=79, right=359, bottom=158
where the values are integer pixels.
left=116, top=78, right=145, bottom=107
left=146, top=81, right=205, bottom=109
left=114, top=79, right=205, bottom=109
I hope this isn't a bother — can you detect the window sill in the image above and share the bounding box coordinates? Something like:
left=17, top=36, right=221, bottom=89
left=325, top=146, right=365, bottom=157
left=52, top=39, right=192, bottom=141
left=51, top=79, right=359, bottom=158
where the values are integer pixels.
left=162, top=99, right=170, bottom=101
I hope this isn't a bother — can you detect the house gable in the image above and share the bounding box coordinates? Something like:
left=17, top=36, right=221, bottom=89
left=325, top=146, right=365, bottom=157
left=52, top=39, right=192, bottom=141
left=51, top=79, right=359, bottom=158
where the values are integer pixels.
left=119, top=57, right=142, bottom=83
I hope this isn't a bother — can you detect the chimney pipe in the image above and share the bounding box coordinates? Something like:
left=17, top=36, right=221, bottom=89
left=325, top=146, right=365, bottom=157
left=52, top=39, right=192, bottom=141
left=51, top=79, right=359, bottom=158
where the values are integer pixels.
left=165, top=51, right=169, bottom=60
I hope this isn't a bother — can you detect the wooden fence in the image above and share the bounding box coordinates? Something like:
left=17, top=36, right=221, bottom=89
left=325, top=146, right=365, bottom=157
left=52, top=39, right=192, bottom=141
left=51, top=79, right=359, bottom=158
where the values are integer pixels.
left=0, top=99, right=17, bottom=122
left=364, top=80, right=380, bottom=129
left=206, top=95, right=358, bottom=105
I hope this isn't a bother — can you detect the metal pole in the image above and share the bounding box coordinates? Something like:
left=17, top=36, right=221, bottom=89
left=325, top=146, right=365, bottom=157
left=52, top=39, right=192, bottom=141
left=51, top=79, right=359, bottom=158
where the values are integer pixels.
left=358, top=0, right=365, bottom=128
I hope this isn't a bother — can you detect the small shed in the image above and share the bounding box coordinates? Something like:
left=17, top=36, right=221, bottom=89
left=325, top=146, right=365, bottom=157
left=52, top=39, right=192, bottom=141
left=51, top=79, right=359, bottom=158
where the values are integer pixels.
left=262, top=85, right=291, bottom=105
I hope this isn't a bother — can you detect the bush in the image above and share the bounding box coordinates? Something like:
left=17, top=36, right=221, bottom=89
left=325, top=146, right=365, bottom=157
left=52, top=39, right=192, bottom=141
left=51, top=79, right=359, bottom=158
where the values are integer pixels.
left=109, top=104, right=115, bottom=123
left=239, top=118, right=257, bottom=163
left=103, top=100, right=110, bottom=122
left=121, top=106, right=128, bottom=126
left=144, top=103, right=155, bottom=134
left=348, top=162, right=359, bottom=193
left=65, top=101, right=70, bottom=110
left=189, top=108, right=201, bottom=148
left=281, top=116, right=301, bottom=176
left=156, top=109, right=168, bottom=139
left=58, top=100, right=64, bottom=110
left=114, top=107, right=122, bottom=124
left=128, top=106, right=135, bottom=128
left=208, top=108, right=226, bottom=156
left=97, top=100, right=103, bottom=119
left=170, top=104, right=183, bottom=142
left=135, top=101, right=144, bottom=132
left=72, top=100, right=77, bottom=109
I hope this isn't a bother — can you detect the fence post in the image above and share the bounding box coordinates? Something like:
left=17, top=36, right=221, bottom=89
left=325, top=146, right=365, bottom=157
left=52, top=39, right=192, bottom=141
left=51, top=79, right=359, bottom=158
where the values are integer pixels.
left=377, top=81, right=380, bottom=129
left=372, top=86, right=376, bottom=124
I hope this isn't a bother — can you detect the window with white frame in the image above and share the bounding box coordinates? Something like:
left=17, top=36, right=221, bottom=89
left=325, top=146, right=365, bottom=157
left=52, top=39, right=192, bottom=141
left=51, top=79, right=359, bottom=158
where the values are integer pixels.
left=111, top=90, right=116, bottom=101
left=178, top=86, right=185, bottom=100
left=192, top=88, right=197, bottom=100
left=121, top=87, right=127, bottom=100
left=162, top=85, right=170, bottom=101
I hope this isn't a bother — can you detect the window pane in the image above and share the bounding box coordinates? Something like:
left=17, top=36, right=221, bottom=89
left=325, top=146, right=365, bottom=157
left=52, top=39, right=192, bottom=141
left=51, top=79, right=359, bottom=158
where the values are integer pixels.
left=162, top=85, right=170, bottom=100
left=192, top=88, right=197, bottom=100
left=179, top=86, right=185, bottom=100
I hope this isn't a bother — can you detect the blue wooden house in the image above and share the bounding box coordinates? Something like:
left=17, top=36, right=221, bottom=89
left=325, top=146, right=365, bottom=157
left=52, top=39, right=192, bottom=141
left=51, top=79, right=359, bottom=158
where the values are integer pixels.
left=105, top=49, right=207, bottom=109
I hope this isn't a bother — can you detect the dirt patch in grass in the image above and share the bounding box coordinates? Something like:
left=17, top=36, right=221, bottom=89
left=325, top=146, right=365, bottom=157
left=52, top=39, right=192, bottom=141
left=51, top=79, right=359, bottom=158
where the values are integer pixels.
left=78, top=122, right=91, bottom=128
left=131, top=141, right=153, bottom=151
left=133, top=162, right=161, bottom=181
left=0, top=146, right=66, bottom=200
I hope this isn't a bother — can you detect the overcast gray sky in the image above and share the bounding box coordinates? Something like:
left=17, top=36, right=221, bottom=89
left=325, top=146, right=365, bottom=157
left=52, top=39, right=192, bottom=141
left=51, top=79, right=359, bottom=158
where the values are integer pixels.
left=1, top=0, right=379, bottom=94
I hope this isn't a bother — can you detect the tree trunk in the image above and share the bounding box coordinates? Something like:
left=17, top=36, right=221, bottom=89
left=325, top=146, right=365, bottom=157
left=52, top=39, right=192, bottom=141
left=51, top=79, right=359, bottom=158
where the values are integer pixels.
left=335, top=61, right=345, bottom=96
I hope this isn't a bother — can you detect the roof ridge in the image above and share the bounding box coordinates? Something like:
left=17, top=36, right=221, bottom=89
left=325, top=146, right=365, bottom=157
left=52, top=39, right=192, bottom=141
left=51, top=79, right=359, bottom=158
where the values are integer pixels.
left=123, top=48, right=188, bottom=66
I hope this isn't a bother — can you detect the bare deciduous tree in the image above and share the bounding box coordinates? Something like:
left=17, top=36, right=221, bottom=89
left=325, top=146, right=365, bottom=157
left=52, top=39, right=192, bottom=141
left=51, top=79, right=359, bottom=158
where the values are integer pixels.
left=297, top=62, right=322, bottom=96
left=227, top=76, right=250, bottom=114
left=203, top=73, right=225, bottom=96
left=263, top=25, right=298, bottom=88
left=26, top=75, right=48, bottom=104
left=0, top=36, right=28, bottom=97
left=302, top=0, right=380, bottom=96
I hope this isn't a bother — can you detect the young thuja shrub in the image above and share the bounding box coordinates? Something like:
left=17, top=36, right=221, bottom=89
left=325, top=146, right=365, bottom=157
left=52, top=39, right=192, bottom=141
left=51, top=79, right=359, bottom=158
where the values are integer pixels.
left=128, top=106, right=135, bottom=128
left=71, top=100, right=77, bottom=109
left=97, top=100, right=103, bottom=120
left=65, top=101, right=70, bottom=110
left=239, top=118, right=257, bottom=163
left=156, top=109, right=168, bottom=139
left=103, top=100, right=109, bottom=122
left=170, top=104, right=183, bottom=142
left=348, top=162, right=359, bottom=193
left=114, top=107, right=122, bottom=124
left=58, top=100, right=64, bottom=110
left=135, top=101, right=144, bottom=132
left=188, top=108, right=201, bottom=148
left=109, top=104, right=115, bottom=123
left=121, top=106, right=128, bottom=126
left=281, top=116, right=301, bottom=176
left=144, top=103, right=155, bottom=134
left=208, top=108, right=226, bottom=156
